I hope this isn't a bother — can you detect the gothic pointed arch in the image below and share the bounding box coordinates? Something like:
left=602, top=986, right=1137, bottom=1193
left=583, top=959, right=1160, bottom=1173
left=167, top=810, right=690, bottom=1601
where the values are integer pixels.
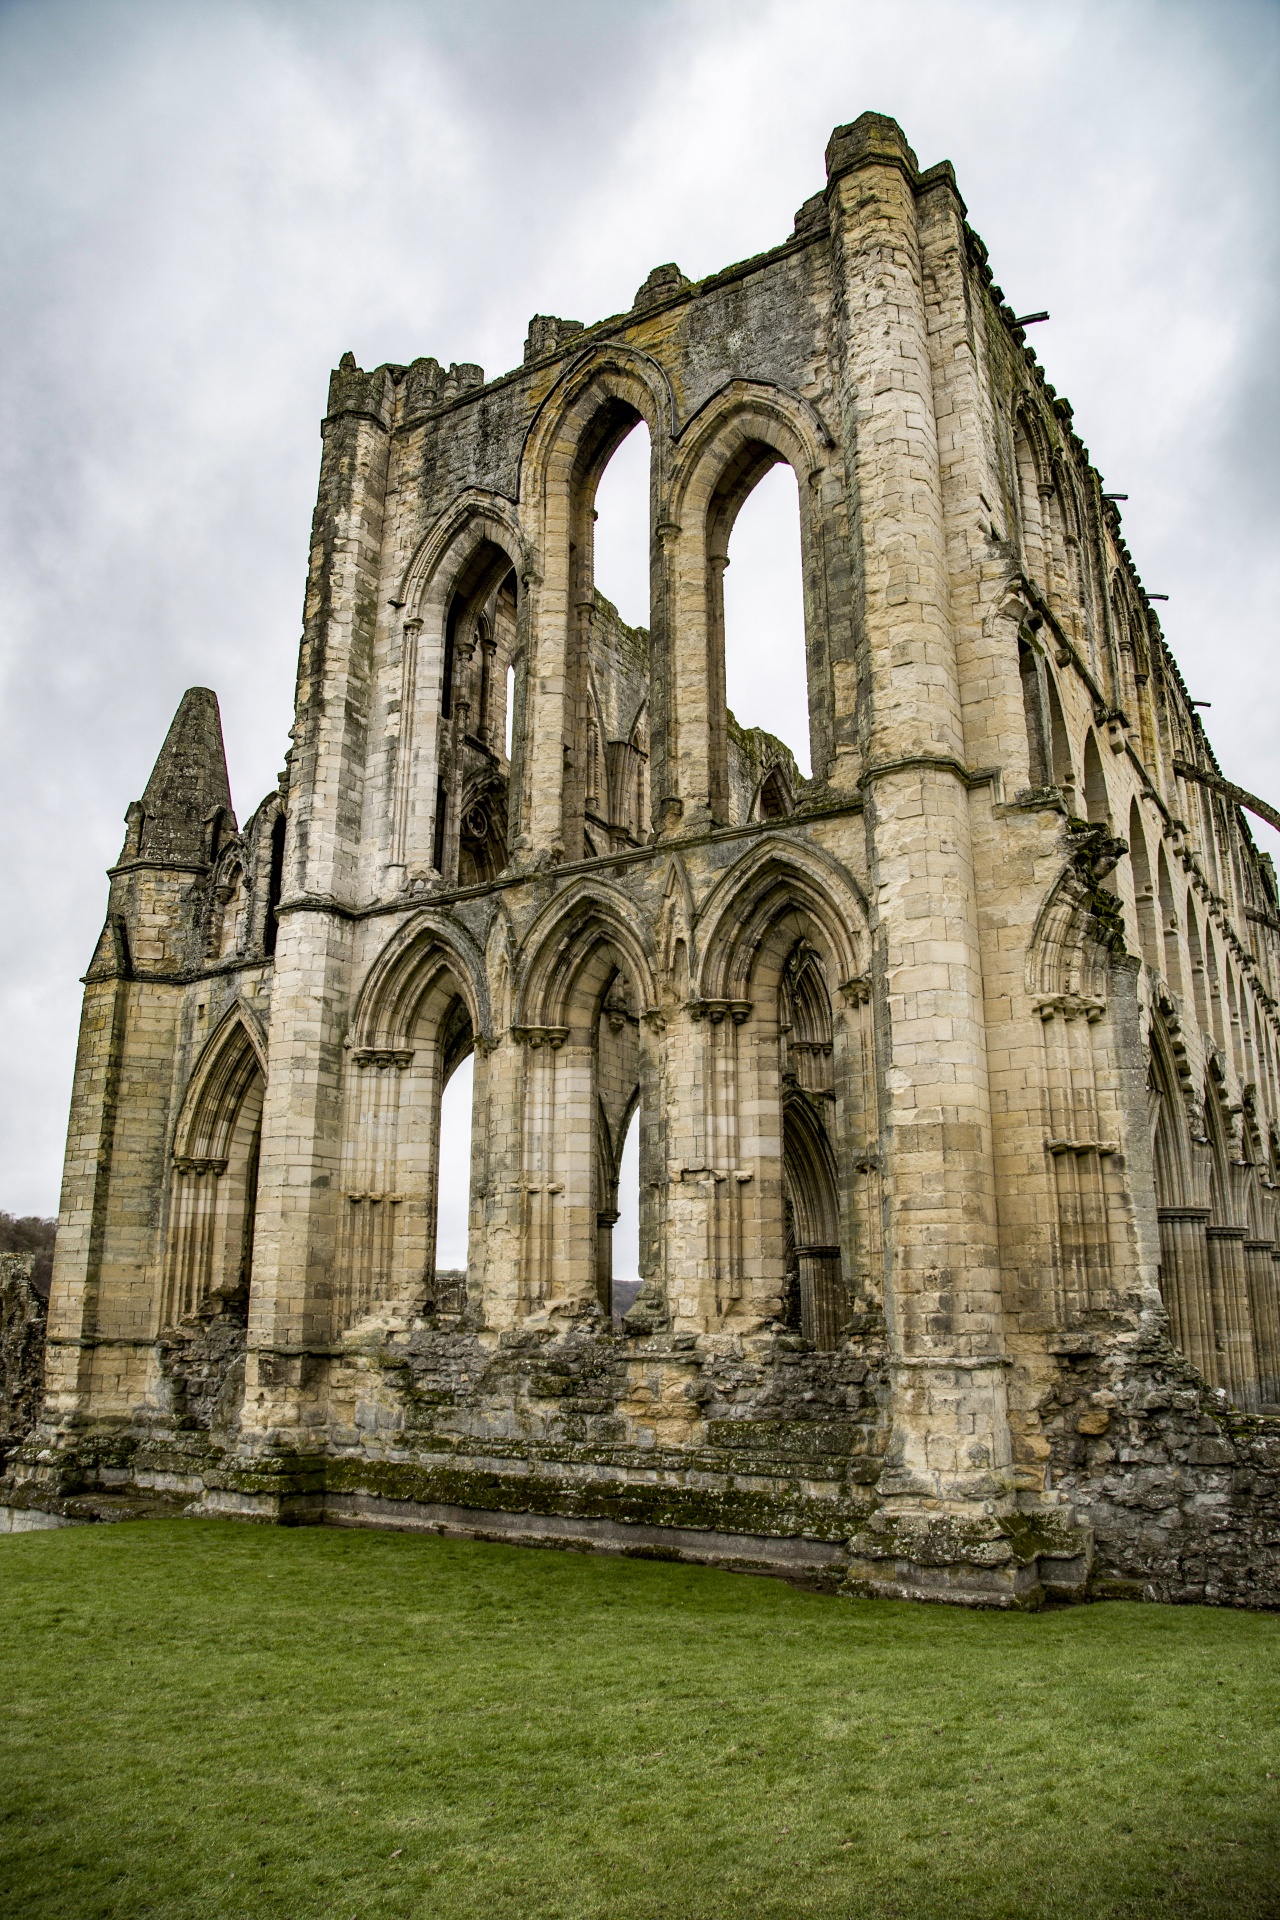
left=173, top=1004, right=266, bottom=1161
left=665, top=381, right=841, bottom=805
left=695, top=840, right=867, bottom=1006
left=164, top=1006, right=267, bottom=1329
left=668, top=381, right=832, bottom=527
left=1026, top=821, right=1128, bottom=1005
left=519, top=345, right=675, bottom=503
left=396, top=491, right=528, bottom=618
left=350, top=910, right=493, bottom=1054
left=458, top=767, right=509, bottom=887
left=516, top=879, right=659, bottom=1031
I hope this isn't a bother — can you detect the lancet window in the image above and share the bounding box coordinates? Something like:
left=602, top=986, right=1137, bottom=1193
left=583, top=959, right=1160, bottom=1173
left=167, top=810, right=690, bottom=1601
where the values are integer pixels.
left=163, top=1016, right=264, bottom=1329
left=336, top=952, right=478, bottom=1332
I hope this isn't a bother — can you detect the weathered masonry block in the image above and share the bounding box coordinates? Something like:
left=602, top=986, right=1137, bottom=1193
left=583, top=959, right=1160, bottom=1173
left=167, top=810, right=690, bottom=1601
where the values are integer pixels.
left=8, top=113, right=1280, bottom=1605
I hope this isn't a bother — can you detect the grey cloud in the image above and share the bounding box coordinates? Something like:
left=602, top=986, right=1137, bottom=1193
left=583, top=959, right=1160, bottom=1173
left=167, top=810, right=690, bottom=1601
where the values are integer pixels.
left=0, top=0, right=1275, bottom=1212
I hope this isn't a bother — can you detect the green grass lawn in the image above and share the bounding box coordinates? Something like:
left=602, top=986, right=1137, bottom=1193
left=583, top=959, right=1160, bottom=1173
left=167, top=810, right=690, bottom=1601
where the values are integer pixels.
left=0, top=1521, right=1277, bottom=1919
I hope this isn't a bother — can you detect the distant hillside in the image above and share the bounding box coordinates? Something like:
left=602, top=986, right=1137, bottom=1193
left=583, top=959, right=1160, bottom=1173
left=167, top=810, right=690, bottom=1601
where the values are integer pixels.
left=611, top=1280, right=642, bottom=1322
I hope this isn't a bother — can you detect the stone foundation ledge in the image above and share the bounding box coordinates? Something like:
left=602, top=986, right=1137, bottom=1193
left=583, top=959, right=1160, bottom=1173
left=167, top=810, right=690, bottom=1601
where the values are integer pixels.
left=323, top=1489, right=851, bottom=1585
left=0, top=1487, right=193, bottom=1530
left=842, top=1509, right=1094, bottom=1610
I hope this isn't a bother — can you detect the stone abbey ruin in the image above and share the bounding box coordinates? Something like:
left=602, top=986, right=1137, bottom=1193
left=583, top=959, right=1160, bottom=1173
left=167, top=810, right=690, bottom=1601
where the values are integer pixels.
left=6, top=113, right=1279, bottom=1604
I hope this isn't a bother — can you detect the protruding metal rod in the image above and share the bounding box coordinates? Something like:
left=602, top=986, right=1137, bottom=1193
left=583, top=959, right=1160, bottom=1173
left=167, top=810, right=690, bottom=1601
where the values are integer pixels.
left=1103, top=492, right=1128, bottom=501
left=1174, top=759, right=1280, bottom=837
left=1012, top=311, right=1050, bottom=325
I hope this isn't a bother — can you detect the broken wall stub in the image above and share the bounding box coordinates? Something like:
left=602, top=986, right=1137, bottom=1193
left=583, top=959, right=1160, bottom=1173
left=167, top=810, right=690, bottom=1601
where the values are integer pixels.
left=6, top=111, right=1280, bottom=1607
left=1, top=1255, right=47, bottom=1470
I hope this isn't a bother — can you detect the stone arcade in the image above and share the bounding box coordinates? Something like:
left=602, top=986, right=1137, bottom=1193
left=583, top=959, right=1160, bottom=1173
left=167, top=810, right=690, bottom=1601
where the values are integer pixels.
left=8, top=114, right=1280, bottom=1604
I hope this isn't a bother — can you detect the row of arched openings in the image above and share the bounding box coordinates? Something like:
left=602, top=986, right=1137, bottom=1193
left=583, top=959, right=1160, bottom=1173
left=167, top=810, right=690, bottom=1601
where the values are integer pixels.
left=161, top=871, right=866, bottom=1357
left=422, top=403, right=813, bottom=888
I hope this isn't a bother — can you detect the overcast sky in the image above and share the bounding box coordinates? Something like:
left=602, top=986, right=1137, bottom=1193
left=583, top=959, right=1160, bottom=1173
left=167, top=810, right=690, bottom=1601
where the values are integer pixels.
left=1, top=0, right=1277, bottom=1222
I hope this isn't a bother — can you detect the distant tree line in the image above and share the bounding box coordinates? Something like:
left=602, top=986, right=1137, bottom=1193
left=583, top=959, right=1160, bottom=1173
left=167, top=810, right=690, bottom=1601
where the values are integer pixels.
left=0, top=1213, right=55, bottom=1299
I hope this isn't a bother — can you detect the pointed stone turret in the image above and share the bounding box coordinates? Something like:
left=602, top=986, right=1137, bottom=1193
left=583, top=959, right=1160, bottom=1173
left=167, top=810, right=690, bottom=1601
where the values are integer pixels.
left=117, top=687, right=235, bottom=869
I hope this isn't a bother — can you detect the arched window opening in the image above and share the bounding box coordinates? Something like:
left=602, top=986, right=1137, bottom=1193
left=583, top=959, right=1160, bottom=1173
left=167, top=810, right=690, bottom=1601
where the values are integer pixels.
left=779, top=941, right=842, bottom=1347
left=592, top=418, right=651, bottom=630
left=505, top=662, right=516, bottom=761
left=592, top=963, right=642, bottom=1321
left=758, top=765, right=793, bottom=821
left=220, top=867, right=248, bottom=959
left=609, top=1107, right=642, bottom=1325
left=1082, top=730, right=1110, bottom=826
left=1199, top=787, right=1221, bottom=891
left=1128, top=803, right=1160, bottom=971
left=457, top=780, right=507, bottom=888
left=565, top=406, right=651, bottom=861
left=209, top=862, right=248, bottom=961
left=337, top=977, right=475, bottom=1333
left=1156, top=843, right=1183, bottom=996
left=1150, top=1038, right=1182, bottom=1212
left=1045, top=671, right=1074, bottom=797
left=1225, top=966, right=1245, bottom=1079
left=1187, top=903, right=1211, bottom=1036
left=434, top=1049, right=474, bottom=1303
left=474, top=615, right=493, bottom=741
left=1206, top=934, right=1227, bottom=1054
left=441, top=595, right=461, bottom=722
left=1130, top=615, right=1157, bottom=767
left=1013, top=414, right=1047, bottom=592
left=722, top=460, right=810, bottom=782
left=1045, top=468, right=1078, bottom=621
left=164, top=1027, right=264, bottom=1333
left=263, top=810, right=286, bottom=958
left=1148, top=1023, right=1219, bottom=1381
left=1019, top=640, right=1049, bottom=787
left=427, top=548, right=517, bottom=886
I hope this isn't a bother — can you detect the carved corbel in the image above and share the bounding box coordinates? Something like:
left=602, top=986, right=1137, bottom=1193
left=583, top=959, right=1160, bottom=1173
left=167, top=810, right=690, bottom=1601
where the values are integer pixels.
left=687, top=998, right=752, bottom=1024
left=511, top=1025, right=570, bottom=1050
left=172, top=1156, right=228, bottom=1177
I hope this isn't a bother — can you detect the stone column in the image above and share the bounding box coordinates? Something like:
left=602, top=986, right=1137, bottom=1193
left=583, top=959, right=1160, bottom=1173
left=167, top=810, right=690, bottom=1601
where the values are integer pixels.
left=1244, top=1240, right=1279, bottom=1409
left=662, top=525, right=719, bottom=832
left=825, top=117, right=1010, bottom=1542
left=1206, top=1224, right=1257, bottom=1410
left=1156, top=1207, right=1216, bottom=1382
left=519, top=485, right=571, bottom=861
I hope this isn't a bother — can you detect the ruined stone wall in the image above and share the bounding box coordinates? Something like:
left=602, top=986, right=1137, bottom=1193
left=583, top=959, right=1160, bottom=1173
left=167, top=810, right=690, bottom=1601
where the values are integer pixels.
left=10, top=111, right=1279, bottom=1608
left=1, top=1254, right=46, bottom=1469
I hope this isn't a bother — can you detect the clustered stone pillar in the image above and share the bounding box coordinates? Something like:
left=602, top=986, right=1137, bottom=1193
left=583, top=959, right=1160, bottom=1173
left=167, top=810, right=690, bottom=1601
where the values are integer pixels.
left=826, top=114, right=1015, bottom=1589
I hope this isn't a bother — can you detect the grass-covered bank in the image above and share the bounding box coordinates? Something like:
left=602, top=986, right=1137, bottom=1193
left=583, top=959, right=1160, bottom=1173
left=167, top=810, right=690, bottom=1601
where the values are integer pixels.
left=0, top=1521, right=1277, bottom=1919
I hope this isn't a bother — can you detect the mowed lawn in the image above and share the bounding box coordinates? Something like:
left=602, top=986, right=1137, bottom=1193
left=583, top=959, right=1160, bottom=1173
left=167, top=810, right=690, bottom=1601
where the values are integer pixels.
left=1, top=1521, right=1278, bottom=1919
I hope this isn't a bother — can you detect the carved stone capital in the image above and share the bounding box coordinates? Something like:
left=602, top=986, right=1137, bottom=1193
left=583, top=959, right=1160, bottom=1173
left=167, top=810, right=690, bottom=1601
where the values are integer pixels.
left=512, top=1025, right=570, bottom=1050
left=687, top=998, right=752, bottom=1024
left=172, top=1156, right=227, bottom=1177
